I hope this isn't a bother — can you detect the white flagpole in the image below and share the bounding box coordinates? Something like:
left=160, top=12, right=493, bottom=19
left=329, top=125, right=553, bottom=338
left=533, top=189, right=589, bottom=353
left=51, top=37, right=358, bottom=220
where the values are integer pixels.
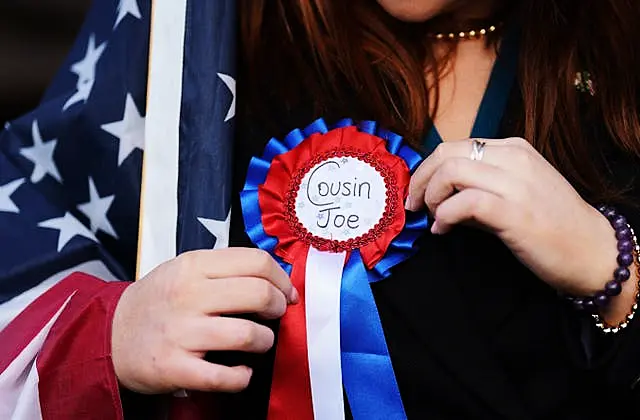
left=136, top=0, right=188, bottom=279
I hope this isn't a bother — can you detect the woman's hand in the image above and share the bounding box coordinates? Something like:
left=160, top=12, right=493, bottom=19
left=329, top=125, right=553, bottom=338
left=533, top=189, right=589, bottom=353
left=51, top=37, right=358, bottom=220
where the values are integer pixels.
left=111, top=248, right=298, bottom=394
left=405, top=137, right=620, bottom=296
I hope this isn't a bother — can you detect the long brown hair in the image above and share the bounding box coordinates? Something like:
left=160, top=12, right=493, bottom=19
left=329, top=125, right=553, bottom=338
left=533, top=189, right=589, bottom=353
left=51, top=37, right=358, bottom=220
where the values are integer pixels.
left=240, top=0, right=640, bottom=202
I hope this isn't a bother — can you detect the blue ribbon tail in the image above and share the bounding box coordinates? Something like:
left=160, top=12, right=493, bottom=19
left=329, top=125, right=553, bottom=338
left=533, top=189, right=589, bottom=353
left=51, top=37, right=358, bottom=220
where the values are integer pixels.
left=341, top=250, right=407, bottom=420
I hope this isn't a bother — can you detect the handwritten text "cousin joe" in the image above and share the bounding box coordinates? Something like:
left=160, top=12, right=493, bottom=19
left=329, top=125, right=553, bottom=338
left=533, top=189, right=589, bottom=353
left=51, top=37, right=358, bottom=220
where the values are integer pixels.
left=305, top=159, right=375, bottom=231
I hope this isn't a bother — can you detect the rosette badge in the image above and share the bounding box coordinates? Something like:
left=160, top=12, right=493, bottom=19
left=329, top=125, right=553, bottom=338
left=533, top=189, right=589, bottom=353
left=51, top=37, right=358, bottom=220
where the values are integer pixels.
left=241, top=119, right=427, bottom=420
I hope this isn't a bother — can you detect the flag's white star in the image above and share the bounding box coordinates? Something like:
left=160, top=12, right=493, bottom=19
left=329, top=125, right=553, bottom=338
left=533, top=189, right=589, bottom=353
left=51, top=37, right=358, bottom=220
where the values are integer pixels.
left=20, top=121, right=62, bottom=183
left=198, top=209, right=231, bottom=250
left=78, top=177, right=118, bottom=238
left=38, top=212, right=97, bottom=252
left=63, top=34, right=107, bottom=111
left=0, top=178, right=25, bottom=213
left=114, top=0, right=142, bottom=29
left=101, top=94, right=145, bottom=166
left=217, top=73, right=236, bottom=122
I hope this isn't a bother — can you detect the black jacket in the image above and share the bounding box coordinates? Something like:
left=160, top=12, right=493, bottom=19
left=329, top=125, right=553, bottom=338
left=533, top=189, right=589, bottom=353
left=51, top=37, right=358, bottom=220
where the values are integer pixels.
left=212, top=84, right=640, bottom=419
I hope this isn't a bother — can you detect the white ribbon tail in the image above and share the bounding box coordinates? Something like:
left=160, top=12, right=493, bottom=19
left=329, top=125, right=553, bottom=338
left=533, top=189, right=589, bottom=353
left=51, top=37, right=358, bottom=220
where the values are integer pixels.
left=305, top=247, right=347, bottom=420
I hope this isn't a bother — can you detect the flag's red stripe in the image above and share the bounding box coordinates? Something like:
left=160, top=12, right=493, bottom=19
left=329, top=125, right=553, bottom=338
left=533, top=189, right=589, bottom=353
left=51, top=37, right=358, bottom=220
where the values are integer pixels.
left=0, top=272, right=129, bottom=419
left=34, top=274, right=128, bottom=420
left=0, top=273, right=111, bottom=373
left=267, top=252, right=314, bottom=420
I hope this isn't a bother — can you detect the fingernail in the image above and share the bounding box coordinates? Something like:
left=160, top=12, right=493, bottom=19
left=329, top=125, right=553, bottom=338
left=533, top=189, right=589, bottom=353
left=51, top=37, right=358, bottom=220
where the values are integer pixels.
left=431, top=221, right=441, bottom=235
left=289, top=287, right=300, bottom=305
left=404, top=196, right=413, bottom=211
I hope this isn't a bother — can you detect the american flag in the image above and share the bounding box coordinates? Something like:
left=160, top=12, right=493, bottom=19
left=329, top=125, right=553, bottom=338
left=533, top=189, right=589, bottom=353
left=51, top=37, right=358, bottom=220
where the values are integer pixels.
left=0, top=0, right=236, bottom=418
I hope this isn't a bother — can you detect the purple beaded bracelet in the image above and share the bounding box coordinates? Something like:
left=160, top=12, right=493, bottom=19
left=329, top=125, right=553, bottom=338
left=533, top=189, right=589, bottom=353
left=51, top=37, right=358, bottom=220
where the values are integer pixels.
left=566, top=205, right=635, bottom=312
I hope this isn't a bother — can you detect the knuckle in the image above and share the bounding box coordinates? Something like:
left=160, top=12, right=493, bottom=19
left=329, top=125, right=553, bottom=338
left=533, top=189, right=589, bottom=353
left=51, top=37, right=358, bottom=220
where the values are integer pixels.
left=174, top=250, right=204, bottom=278
left=424, top=184, right=438, bottom=210
left=163, top=260, right=194, bottom=303
left=510, top=137, right=536, bottom=156
left=432, top=142, right=447, bottom=161
left=176, top=250, right=200, bottom=267
left=203, top=368, right=224, bottom=390
left=253, top=280, right=274, bottom=309
left=270, top=294, right=288, bottom=319
left=253, top=249, right=274, bottom=275
left=441, top=159, right=461, bottom=179
left=224, top=369, right=251, bottom=392
left=512, top=137, right=531, bottom=147
left=509, top=145, right=534, bottom=167
left=232, top=324, right=257, bottom=349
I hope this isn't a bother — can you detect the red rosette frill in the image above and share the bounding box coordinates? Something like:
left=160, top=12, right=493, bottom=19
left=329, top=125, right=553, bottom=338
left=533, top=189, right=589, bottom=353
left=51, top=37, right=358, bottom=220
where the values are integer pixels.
left=258, top=125, right=410, bottom=268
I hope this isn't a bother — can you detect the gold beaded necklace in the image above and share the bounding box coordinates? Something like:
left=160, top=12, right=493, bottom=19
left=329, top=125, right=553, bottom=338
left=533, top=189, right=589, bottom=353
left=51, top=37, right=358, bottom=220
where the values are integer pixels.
left=428, top=24, right=500, bottom=41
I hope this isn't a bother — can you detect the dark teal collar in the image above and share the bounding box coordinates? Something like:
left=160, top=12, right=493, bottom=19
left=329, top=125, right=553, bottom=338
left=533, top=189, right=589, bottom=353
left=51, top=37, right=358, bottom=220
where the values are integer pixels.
left=424, top=32, right=519, bottom=156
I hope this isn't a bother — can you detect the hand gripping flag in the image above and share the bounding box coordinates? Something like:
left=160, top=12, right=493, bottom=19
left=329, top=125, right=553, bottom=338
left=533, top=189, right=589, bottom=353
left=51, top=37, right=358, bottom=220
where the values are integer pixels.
left=0, top=1, right=236, bottom=418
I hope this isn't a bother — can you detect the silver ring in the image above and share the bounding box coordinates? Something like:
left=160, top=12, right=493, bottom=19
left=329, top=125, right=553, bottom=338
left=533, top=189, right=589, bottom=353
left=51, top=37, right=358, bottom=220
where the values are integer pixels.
left=470, top=139, right=486, bottom=161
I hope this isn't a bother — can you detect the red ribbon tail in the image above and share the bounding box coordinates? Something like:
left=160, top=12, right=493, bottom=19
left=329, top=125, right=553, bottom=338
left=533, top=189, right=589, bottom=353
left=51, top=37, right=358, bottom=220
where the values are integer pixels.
left=267, top=252, right=314, bottom=420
